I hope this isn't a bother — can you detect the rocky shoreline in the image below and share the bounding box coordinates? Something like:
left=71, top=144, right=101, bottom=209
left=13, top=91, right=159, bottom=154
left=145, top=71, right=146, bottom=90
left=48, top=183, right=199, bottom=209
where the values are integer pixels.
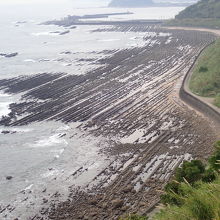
left=0, top=52, right=18, bottom=58
left=0, top=24, right=219, bottom=219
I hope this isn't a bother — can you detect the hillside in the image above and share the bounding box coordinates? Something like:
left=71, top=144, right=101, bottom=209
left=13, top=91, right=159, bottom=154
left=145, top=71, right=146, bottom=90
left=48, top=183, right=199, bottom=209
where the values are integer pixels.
left=166, top=0, right=220, bottom=28
left=176, top=0, right=220, bottom=19
left=189, top=39, right=220, bottom=107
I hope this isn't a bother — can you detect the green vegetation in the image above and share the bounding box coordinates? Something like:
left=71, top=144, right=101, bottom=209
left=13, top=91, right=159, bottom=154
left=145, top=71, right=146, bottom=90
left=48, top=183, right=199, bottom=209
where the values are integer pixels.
left=154, top=141, right=220, bottom=220
left=154, top=178, right=220, bottom=220
left=208, top=141, right=220, bottom=170
left=119, top=214, right=148, bottom=220
left=189, top=39, right=220, bottom=107
left=165, top=0, right=220, bottom=108
left=176, top=0, right=220, bottom=19
left=153, top=141, right=220, bottom=220
left=160, top=160, right=217, bottom=207
left=165, top=0, right=220, bottom=29
left=120, top=141, right=220, bottom=220
left=214, top=94, right=220, bottom=107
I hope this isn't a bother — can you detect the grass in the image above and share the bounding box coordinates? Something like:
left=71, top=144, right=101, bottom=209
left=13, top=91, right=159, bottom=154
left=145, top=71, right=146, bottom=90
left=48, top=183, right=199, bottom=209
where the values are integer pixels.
left=153, top=178, right=220, bottom=220
left=119, top=214, right=148, bottom=220
left=164, top=0, right=220, bottom=107
left=164, top=0, right=220, bottom=29
left=214, top=93, right=220, bottom=108
left=188, top=39, right=220, bottom=107
left=176, top=0, right=220, bottom=20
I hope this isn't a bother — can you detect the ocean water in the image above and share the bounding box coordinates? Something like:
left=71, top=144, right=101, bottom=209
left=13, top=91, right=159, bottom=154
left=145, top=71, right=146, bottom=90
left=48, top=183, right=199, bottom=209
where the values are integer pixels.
left=0, top=1, right=184, bottom=219
left=0, top=3, right=184, bottom=79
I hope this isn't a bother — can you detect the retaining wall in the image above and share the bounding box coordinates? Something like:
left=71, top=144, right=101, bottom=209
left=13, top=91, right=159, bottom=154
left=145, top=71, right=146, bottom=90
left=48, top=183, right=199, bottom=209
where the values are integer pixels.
left=179, top=40, right=220, bottom=124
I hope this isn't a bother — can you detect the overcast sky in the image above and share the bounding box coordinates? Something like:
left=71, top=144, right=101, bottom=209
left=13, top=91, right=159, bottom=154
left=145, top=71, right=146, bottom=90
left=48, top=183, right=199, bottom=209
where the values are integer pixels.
left=0, top=0, right=110, bottom=6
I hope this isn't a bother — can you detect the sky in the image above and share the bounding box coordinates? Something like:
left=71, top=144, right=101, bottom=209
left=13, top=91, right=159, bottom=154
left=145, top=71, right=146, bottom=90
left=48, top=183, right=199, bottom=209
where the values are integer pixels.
left=0, top=0, right=52, bottom=4
left=0, top=0, right=198, bottom=6
left=0, top=0, right=110, bottom=6
left=0, top=0, right=112, bottom=21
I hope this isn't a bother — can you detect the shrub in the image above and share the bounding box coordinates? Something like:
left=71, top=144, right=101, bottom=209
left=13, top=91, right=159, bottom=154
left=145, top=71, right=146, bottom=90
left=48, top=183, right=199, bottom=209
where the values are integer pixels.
left=119, top=214, right=148, bottom=220
left=175, top=160, right=205, bottom=184
left=160, top=158, right=217, bottom=206
left=161, top=180, right=196, bottom=206
left=202, top=168, right=216, bottom=182
left=208, top=141, right=220, bottom=171
left=164, top=181, right=179, bottom=193
left=154, top=178, right=220, bottom=220
left=214, top=93, right=220, bottom=108
left=199, top=66, right=208, bottom=72
left=161, top=181, right=183, bottom=206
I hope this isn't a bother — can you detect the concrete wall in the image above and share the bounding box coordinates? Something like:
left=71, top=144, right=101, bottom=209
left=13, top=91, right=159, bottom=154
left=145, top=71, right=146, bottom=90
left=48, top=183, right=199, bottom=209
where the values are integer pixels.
left=179, top=40, right=220, bottom=124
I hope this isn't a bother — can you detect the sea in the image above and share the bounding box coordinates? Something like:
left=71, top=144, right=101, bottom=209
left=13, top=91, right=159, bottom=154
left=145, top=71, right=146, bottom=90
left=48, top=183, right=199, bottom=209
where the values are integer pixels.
left=0, top=1, right=184, bottom=219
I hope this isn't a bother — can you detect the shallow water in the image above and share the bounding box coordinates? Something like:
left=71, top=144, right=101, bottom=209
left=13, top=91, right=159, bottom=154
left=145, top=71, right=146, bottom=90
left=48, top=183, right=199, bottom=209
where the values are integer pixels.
left=0, top=121, right=109, bottom=219
left=0, top=2, right=184, bottom=78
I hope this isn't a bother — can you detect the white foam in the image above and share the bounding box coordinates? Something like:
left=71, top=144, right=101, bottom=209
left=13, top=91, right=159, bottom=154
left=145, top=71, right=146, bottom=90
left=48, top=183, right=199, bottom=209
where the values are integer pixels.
left=24, top=184, right=33, bottom=191
left=51, top=148, right=65, bottom=155
left=0, top=92, right=23, bottom=119
left=41, top=169, right=59, bottom=178
left=0, top=102, right=11, bottom=118
left=129, top=36, right=138, bottom=40
left=0, top=92, right=10, bottom=97
left=98, top=38, right=120, bottom=42
left=0, top=127, right=32, bottom=133
left=32, top=32, right=60, bottom=36
left=62, top=63, right=72, bottom=66
left=24, top=59, right=36, bottom=63
left=159, top=32, right=172, bottom=37
left=127, top=43, right=139, bottom=47
left=12, top=127, right=32, bottom=133
left=31, top=134, right=68, bottom=148
left=56, top=125, right=70, bottom=131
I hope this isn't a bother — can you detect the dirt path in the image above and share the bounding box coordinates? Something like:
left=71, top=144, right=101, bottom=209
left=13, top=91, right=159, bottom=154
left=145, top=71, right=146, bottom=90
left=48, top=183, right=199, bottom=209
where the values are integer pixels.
left=166, top=26, right=220, bottom=37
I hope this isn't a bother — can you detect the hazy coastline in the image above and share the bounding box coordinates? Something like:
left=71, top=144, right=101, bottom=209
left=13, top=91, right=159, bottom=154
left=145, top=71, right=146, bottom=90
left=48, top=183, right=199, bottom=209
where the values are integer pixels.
left=1, top=2, right=213, bottom=219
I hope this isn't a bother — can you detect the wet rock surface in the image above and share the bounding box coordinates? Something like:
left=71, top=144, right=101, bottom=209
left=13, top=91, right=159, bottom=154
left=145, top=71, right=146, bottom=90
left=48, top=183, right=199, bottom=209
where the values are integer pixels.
left=0, top=52, right=18, bottom=58
left=0, top=24, right=219, bottom=219
left=5, top=176, right=13, bottom=180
